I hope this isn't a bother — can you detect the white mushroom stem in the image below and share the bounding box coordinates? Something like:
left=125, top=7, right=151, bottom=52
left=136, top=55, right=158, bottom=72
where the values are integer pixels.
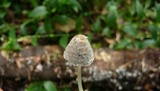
left=63, top=34, right=94, bottom=91
left=78, top=66, right=83, bottom=91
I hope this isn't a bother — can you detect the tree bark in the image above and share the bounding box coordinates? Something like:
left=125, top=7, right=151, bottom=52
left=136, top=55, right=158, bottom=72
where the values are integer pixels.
left=0, top=46, right=159, bottom=80
left=0, top=46, right=159, bottom=90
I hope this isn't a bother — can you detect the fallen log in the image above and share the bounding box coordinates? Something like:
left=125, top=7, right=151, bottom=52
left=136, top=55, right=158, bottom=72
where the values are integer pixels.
left=0, top=46, right=159, bottom=90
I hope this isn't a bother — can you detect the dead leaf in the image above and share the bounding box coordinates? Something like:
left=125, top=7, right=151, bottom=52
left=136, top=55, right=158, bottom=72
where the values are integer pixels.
left=17, top=36, right=32, bottom=45
left=55, top=18, right=76, bottom=33
left=1, top=50, right=9, bottom=60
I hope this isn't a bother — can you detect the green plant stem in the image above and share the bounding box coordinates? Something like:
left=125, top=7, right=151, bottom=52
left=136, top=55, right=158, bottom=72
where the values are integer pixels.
left=78, top=66, right=83, bottom=91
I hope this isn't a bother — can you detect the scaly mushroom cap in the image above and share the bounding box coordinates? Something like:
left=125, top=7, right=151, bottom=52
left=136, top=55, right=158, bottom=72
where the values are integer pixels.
left=63, top=34, right=94, bottom=66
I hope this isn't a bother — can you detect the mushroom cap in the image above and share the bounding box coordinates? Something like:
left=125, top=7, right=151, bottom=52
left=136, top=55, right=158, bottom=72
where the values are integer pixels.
left=63, top=34, right=94, bottom=66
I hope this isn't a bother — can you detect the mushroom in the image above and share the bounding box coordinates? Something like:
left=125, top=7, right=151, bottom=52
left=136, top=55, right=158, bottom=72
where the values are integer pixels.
left=63, top=34, right=94, bottom=91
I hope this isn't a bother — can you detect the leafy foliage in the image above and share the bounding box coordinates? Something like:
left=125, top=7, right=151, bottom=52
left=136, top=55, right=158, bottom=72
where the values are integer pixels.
left=29, top=6, right=48, bottom=19
left=59, top=34, right=69, bottom=48
left=25, top=81, right=57, bottom=91
left=0, top=0, right=160, bottom=51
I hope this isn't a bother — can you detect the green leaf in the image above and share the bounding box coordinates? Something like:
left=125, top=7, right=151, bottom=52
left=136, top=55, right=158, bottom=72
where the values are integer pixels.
left=36, top=25, right=46, bottom=34
left=59, top=34, right=68, bottom=48
left=0, top=24, right=7, bottom=31
left=29, top=0, right=38, bottom=7
left=44, top=17, right=52, bottom=33
left=149, top=25, right=158, bottom=39
left=136, top=0, right=144, bottom=19
left=43, top=81, right=57, bottom=91
left=92, top=43, right=101, bottom=48
left=20, top=20, right=32, bottom=35
left=144, top=0, right=151, bottom=9
left=45, top=0, right=58, bottom=13
left=0, top=10, right=6, bottom=19
left=115, top=38, right=132, bottom=50
left=129, top=2, right=136, bottom=16
left=20, top=25, right=27, bottom=35
left=2, top=39, right=21, bottom=51
left=9, top=28, right=16, bottom=39
left=31, top=37, right=38, bottom=46
left=1, top=40, right=12, bottom=50
left=156, top=2, right=160, bottom=22
left=59, top=0, right=68, bottom=4
left=141, top=39, right=156, bottom=48
left=92, top=18, right=101, bottom=32
left=133, top=41, right=141, bottom=49
left=53, top=15, right=69, bottom=24
left=2, top=0, right=11, bottom=8
left=69, top=0, right=82, bottom=13
left=122, top=23, right=138, bottom=36
left=76, top=15, right=82, bottom=33
left=62, top=87, right=71, bottom=91
left=25, top=82, right=46, bottom=91
left=107, top=5, right=117, bottom=28
left=12, top=40, right=21, bottom=50
left=102, top=27, right=111, bottom=37
left=29, top=6, right=48, bottom=19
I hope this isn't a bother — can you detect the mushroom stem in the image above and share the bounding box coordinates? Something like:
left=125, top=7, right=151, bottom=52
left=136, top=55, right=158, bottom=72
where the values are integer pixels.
left=77, top=66, right=83, bottom=91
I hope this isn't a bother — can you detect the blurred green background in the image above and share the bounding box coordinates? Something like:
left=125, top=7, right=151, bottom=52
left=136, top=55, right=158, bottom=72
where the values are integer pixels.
left=0, top=0, right=160, bottom=91
left=0, top=0, right=160, bottom=51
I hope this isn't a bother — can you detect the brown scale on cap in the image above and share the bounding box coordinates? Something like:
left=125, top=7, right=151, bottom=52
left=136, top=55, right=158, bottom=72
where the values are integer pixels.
left=63, top=34, right=94, bottom=66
